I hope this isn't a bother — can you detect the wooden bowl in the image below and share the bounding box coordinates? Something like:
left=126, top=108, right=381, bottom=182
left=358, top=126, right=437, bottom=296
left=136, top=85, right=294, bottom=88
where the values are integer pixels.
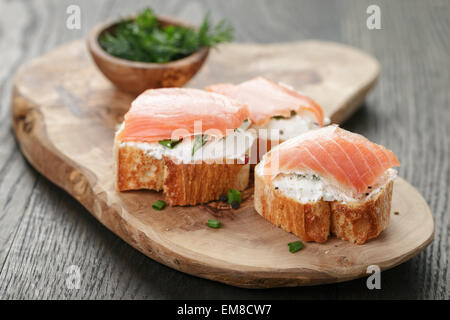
left=87, top=15, right=209, bottom=95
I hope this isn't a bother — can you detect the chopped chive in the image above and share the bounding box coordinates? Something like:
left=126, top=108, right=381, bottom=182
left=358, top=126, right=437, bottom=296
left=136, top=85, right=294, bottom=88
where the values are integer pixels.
left=152, top=200, right=166, bottom=210
left=207, top=219, right=221, bottom=228
left=288, top=241, right=304, bottom=253
left=159, top=139, right=181, bottom=149
left=227, top=189, right=242, bottom=204
left=192, top=134, right=208, bottom=155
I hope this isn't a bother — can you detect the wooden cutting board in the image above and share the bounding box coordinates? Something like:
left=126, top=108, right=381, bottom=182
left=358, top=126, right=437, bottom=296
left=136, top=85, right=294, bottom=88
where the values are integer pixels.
left=11, top=39, right=434, bottom=288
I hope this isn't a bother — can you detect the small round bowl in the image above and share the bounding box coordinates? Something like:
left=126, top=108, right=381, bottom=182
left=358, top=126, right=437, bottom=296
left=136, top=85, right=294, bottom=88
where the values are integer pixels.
left=87, top=15, right=209, bottom=95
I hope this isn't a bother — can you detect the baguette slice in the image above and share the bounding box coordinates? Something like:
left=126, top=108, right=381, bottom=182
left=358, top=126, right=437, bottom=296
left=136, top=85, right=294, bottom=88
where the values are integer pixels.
left=114, top=135, right=251, bottom=206
left=254, top=167, right=395, bottom=244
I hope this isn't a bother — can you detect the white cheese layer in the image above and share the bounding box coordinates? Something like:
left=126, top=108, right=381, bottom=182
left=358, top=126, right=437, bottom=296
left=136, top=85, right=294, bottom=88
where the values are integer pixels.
left=118, top=126, right=255, bottom=165
left=256, top=164, right=396, bottom=203
left=251, top=115, right=320, bottom=140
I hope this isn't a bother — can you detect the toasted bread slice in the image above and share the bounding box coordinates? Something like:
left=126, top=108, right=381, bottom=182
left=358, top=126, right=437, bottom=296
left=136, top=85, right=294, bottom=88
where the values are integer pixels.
left=254, top=166, right=395, bottom=244
left=114, top=133, right=252, bottom=206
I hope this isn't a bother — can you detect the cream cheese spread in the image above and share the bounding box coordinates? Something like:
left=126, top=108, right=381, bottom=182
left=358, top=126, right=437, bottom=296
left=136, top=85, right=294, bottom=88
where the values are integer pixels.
left=256, top=163, right=397, bottom=203
left=117, top=123, right=255, bottom=164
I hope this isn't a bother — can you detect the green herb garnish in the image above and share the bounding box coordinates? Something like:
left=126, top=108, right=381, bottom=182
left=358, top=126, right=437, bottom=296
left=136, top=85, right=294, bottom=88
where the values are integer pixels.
left=192, top=134, right=208, bottom=155
left=99, top=8, right=233, bottom=63
left=227, top=189, right=242, bottom=204
left=159, top=139, right=181, bottom=149
left=288, top=241, right=304, bottom=253
left=152, top=200, right=166, bottom=210
left=207, top=219, right=221, bottom=228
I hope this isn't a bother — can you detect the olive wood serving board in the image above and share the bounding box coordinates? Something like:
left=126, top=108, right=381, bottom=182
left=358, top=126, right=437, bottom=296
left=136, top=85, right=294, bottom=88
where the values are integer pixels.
left=11, top=39, right=434, bottom=288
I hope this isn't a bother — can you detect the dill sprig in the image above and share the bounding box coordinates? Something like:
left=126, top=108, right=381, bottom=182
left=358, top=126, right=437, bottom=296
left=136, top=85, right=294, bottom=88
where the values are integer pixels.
left=99, top=8, right=233, bottom=63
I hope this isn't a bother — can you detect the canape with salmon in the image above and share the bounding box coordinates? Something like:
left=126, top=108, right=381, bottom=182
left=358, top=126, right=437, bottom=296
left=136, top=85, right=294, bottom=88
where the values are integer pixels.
left=115, top=88, right=255, bottom=206
left=254, top=125, right=400, bottom=244
left=206, top=77, right=325, bottom=161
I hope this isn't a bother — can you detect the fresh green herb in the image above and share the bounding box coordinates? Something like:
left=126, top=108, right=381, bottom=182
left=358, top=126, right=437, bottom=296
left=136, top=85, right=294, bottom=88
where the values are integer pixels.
left=207, top=219, right=221, bottom=228
left=312, top=174, right=320, bottom=181
left=159, top=139, right=182, bottom=149
left=192, top=134, right=208, bottom=155
left=99, top=8, right=234, bottom=63
left=227, top=189, right=242, bottom=204
left=152, top=200, right=166, bottom=210
left=288, top=241, right=304, bottom=253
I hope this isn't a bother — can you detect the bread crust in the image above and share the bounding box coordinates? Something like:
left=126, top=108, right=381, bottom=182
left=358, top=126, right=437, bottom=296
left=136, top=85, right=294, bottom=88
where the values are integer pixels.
left=330, top=180, right=393, bottom=244
left=116, top=141, right=165, bottom=191
left=163, top=158, right=249, bottom=206
left=254, top=173, right=330, bottom=243
left=114, top=138, right=250, bottom=206
left=254, top=170, right=394, bottom=245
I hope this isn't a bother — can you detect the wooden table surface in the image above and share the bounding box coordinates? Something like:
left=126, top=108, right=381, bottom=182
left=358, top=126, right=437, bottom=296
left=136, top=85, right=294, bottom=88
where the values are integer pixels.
left=0, top=0, right=448, bottom=299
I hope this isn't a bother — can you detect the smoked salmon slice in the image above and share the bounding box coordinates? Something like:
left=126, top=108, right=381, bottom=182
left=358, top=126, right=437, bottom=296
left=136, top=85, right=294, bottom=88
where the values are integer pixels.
left=117, top=88, right=249, bottom=143
left=263, top=125, right=400, bottom=194
left=206, top=77, right=324, bottom=126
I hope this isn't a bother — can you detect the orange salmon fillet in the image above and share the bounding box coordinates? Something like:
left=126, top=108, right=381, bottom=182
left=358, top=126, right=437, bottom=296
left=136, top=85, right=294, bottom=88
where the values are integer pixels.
left=117, top=88, right=249, bottom=143
left=263, top=125, right=400, bottom=194
left=206, top=77, right=324, bottom=126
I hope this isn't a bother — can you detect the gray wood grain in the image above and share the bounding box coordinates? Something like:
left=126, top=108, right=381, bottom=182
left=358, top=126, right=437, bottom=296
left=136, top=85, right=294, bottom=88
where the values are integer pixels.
left=0, top=0, right=448, bottom=299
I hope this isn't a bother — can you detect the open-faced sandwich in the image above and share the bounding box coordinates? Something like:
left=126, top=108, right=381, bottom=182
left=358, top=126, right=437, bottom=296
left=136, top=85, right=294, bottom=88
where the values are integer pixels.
left=206, top=77, right=325, bottom=161
left=254, top=125, right=400, bottom=244
left=114, top=88, right=255, bottom=206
